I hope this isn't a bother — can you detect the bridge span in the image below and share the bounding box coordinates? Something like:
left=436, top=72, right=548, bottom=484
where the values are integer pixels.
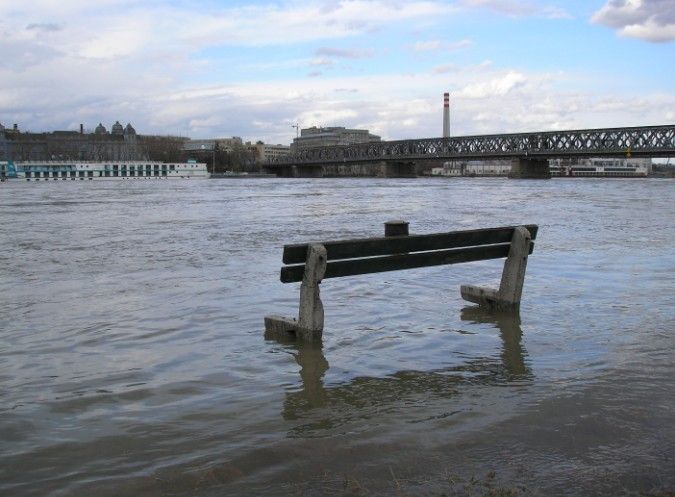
left=265, top=124, right=675, bottom=178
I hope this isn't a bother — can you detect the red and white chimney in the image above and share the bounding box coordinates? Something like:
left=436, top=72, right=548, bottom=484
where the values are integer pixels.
left=443, top=92, right=450, bottom=138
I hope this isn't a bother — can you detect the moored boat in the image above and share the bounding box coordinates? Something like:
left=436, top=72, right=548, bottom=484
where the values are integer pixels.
left=5, top=159, right=209, bottom=181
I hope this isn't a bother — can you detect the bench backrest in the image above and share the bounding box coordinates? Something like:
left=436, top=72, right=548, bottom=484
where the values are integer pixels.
left=280, top=225, right=538, bottom=283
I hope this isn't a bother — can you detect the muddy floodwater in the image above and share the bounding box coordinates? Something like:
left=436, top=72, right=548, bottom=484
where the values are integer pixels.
left=1, top=177, right=674, bottom=496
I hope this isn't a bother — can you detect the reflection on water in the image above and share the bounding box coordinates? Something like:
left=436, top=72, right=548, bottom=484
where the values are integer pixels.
left=276, top=306, right=532, bottom=436
left=460, top=306, right=530, bottom=380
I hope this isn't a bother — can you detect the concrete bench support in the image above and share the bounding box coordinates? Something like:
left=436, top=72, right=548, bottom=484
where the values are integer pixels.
left=460, top=226, right=532, bottom=311
left=264, top=244, right=327, bottom=341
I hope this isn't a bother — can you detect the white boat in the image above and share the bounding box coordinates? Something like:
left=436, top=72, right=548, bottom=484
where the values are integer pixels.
left=4, top=160, right=209, bottom=181
left=550, top=158, right=649, bottom=178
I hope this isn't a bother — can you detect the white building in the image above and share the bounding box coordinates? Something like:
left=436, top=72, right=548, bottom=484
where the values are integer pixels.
left=291, top=126, right=381, bottom=152
left=247, top=142, right=291, bottom=163
left=432, top=160, right=511, bottom=177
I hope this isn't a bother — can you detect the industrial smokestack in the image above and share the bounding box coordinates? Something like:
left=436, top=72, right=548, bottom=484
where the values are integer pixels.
left=80, top=123, right=84, bottom=134
left=443, top=92, right=450, bottom=138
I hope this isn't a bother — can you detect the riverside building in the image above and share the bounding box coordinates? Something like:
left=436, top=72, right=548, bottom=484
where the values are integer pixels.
left=291, top=126, right=381, bottom=152
left=0, top=121, right=189, bottom=163
left=248, top=142, right=291, bottom=163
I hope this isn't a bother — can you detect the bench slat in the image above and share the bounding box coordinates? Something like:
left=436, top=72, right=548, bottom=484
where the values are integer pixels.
left=280, top=241, right=535, bottom=283
left=282, top=225, right=538, bottom=264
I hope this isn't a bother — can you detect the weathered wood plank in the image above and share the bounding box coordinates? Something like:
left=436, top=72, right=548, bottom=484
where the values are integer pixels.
left=282, top=225, right=538, bottom=264
left=280, top=242, right=535, bottom=283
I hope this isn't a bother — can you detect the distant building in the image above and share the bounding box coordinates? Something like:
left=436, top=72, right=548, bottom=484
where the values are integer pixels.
left=247, top=141, right=291, bottom=163
left=182, top=137, right=243, bottom=153
left=432, top=160, right=511, bottom=177
left=431, top=157, right=652, bottom=177
left=0, top=121, right=141, bottom=161
left=291, top=126, right=381, bottom=152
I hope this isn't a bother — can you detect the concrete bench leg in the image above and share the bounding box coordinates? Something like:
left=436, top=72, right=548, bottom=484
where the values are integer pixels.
left=265, top=244, right=327, bottom=342
left=461, top=226, right=532, bottom=312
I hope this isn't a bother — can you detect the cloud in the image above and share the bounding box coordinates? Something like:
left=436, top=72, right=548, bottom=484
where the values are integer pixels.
left=310, top=57, right=333, bottom=67
left=457, top=71, right=528, bottom=98
left=315, top=47, right=374, bottom=58
left=591, top=0, right=675, bottom=42
left=182, top=1, right=453, bottom=47
left=106, top=68, right=673, bottom=143
left=459, top=0, right=571, bottom=19
left=433, top=63, right=459, bottom=74
left=414, top=40, right=442, bottom=51
left=26, top=23, right=62, bottom=32
left=0, top=1, right=453, bottom=62
left=311, top=46, right=374, bottom=68
left=433, top=60, right=491, bottom=74
left=413, top=38, right=472, bottom=51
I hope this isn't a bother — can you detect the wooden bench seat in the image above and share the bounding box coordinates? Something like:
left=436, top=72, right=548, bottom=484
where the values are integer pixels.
left=265, top=223, right=538, bottom=341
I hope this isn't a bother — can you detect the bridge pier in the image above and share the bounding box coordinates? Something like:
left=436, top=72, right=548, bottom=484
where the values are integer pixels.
left=295, top=165, right=323, bottom=178
left=380, top=161, right=416, bottom=178
left=266, top=164, right=295, bottom=177
left=508, top=158, right=551, bottom=179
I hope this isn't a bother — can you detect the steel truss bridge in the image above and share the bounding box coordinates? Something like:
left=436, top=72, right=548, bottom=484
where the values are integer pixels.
left=271, top=125, right=675, bottom=167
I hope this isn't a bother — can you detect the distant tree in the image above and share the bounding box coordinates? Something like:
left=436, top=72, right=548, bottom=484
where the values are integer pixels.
left=138, top=135, right=189, bottom=162
left=227, top=142, right=259, bottom=172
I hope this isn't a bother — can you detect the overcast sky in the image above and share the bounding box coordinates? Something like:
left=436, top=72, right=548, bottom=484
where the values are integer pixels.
left=0, top=0, right=673, bottom=144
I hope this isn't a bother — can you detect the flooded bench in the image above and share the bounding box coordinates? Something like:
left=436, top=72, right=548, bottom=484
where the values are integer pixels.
left=265, top=222, right=538, bottom=341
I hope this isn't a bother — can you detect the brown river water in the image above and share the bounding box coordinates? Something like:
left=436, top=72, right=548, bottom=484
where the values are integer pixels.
left=1, top=177, right=673, bottom=496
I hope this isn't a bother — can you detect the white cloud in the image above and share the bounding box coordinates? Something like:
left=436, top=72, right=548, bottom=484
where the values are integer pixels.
left=0, top=1, right=453, bottom=67
left=79, top=68, right=669, bottom=143
left=459, top=0, right=571, bottom=19
left=310, top=46, right=374, bottom=70
left=591, top=0, right=675, bottom=42
left=414, top=40, right=442, bottom=51
left=315, top=47, right=374, bottom=59
left=458, top=71, right=528, bottom=98
left=310, top=57, right=333, bottom=67
left=413, top=38, right=472, bottom=51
